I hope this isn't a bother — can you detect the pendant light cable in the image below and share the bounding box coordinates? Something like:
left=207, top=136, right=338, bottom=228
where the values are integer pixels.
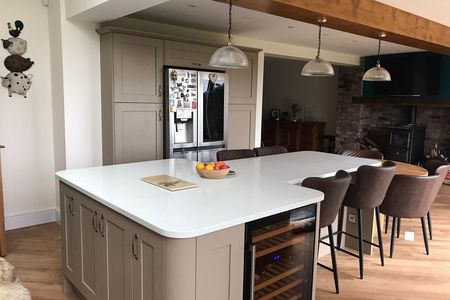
left=316, top=22, right=322, bottom=59
left=376, top=38, right=381, bottom=66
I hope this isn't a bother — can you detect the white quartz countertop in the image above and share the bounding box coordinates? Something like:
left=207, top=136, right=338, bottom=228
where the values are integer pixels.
left=56, top=151, right=380, bottom=239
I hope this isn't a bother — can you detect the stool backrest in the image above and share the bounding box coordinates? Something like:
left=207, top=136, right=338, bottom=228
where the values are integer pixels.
left=216, top=149, right=256, bottom=161
left=254, top=146, right=288, bottom=157
left=344, top=161, right=396, bottom=209
left=340, top=149, right=384, bottom=160
left=380, top=174, right=441, bottom=218
left=302, top=170, right=352, bottom=228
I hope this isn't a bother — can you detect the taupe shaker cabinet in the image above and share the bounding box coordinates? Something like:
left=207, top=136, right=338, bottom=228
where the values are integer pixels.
left=60, top=183, right=243, bottom=300
left=100, top=29, right=259, bottom=165
left=112, top=33, right=163, bottom=103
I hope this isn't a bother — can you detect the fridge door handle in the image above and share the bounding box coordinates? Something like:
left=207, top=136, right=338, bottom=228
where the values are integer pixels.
left=159, top=109, right=163, bottom=122
left=250, top=244, right=256, bottom=300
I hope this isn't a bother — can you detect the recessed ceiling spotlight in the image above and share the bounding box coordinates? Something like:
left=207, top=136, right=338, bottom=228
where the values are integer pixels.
left=352, top=39, right=359, bottom=43
left=288, top=25, right=295, bottom=29
left=242, top=16, right=250, bottom=20
left=187, top=4, right=197, bottom=8
left=323, top=33, right=329, bottom=37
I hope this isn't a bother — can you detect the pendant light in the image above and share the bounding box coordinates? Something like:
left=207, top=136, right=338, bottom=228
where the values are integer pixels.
left=301, top=17, right=334, bottom=77
left=209, top=0, right=249, bottom=69
left=363, top=32, right=391, bottom=81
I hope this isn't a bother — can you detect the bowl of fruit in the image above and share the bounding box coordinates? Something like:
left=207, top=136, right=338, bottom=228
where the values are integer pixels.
left=196, top=161, right=230, bottom=179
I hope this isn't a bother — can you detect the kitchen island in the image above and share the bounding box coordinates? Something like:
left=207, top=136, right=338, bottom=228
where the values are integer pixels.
left=56, top=151, right=379, bottom=300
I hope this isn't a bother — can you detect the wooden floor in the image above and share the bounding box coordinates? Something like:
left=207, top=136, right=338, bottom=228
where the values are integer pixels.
left=3, top=185, right=450, bottom=300
left=316, top=185, right=450, bottom=299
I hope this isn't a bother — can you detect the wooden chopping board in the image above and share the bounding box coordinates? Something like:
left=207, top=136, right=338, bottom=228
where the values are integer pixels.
left=141, top=175, right=198, bottom=192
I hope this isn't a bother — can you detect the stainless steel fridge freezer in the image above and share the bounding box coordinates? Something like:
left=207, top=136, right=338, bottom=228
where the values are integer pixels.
left=164, top=67, right=228, bottom=162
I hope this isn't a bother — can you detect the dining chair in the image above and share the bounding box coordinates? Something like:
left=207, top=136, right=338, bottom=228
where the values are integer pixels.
left=216, top=149, right=256, bottom=161
left=336, top=161, right=396, bottom=279
left=253, top=146, right=288, bottom=157
left=340, top=149, right=384, bottom=160
left=302, top=170, right=352, bottom=294
left=380, top=173, right=442, bottom=257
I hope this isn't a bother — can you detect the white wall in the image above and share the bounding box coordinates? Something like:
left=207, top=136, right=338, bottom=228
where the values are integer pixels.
left=48, top=0, right=102, bottom=172
left=0, top=0, right=56, bottom=228
left=263, top=57, right=339, bottom=135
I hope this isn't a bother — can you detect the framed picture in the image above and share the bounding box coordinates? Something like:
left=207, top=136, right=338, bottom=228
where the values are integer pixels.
left=271, top=109, right=281, bottom=120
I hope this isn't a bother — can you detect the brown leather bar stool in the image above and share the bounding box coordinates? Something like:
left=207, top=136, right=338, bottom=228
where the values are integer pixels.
left=336, top=161, right=396, bottom=279
left=216, top=149, right=256, bottom=161
left=380, top=173, right=443, bottom=257
left=253, top=146, right=288, bottom=157
left=302, top=170, right=352, bottom=294
left=389, top=161, right=449, bottom=240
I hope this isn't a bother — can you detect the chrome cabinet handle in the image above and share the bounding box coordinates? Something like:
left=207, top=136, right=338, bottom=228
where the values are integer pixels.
left=98, top=214, right=105, bottom=237
left=158, top=85, right=162, bottom=97
left=159, top=109, right=163, bottom=122
left=68, top=196, right=75, bottom=216
left=132, top=234, right=139, bottom=261
left=92, top=211, right=98, bottom=233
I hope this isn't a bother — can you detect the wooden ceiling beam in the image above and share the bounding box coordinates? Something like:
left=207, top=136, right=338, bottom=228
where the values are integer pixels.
left=214, top=0, right=450, bottom=55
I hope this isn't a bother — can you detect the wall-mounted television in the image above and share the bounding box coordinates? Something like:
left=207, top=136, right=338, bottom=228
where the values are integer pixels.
left=363, top=52, right=450, bottom=98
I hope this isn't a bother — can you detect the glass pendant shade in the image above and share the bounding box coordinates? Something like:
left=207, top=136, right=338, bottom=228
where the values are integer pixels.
left=209, top=41, right=249, bottom=69
left=362, top=62, right=391, bottom=81
left=301, top=57, right=334, bottom=76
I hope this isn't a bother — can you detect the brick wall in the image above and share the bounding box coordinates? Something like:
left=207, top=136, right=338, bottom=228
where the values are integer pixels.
left=336, top=65, right=450, bottom=157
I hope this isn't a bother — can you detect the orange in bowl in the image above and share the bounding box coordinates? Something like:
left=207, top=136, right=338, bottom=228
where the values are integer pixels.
left=196, top=161, right=230, bottom=179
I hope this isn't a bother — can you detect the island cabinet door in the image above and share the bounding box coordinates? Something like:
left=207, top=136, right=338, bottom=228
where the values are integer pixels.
left=97, top=208, right=133, bottom=300
left=78, top=195, right=103, bottom=300
left=131, top=224, right=164, bottom=300
left=60, top=184, right=81, bottom=284
left=196, top=225, right=245, bottom=300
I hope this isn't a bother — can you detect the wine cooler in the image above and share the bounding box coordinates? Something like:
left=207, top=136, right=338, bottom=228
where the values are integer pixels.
left=244, top=204, right=317, bottom=300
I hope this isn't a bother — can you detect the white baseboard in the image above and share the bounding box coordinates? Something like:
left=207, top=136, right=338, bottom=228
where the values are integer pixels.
left=5, top=208, right=58, bottom=230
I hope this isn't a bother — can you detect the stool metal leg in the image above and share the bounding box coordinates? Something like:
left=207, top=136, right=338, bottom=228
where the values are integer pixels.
left=396, top=218, right=401, bottom=238
left=390, top=217, right=397, bottom=258
left=337, top=207, right=344, bottom=249
left=328, top=225, right=339, bottom=294
left=357, top=209, right=364, bottom=279
left=427, top=210, right=433, bottom=240
left=375, top=207, right=385, bottom=266
left=385, top=215, right=389, bottom=234
left=421, top=217, right=430, bottom=255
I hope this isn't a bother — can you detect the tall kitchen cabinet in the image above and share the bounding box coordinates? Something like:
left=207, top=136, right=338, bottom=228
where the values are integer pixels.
left=227, top=51, right=258, bottom=149
left=100, top=29, right=261, bottom=164
left=100, top=33, right=164, bottom=165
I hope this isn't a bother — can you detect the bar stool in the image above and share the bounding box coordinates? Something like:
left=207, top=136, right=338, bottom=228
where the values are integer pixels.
left=302, top=170, right=351, bottom=294
left=380, top=173, right=442, bottom=257
left=387, top=162, right=449, bottom=240
left=253, top=146, right=287, bottom=157
left=216, top=149, right=256, bottom=161
left=336, top=161, right=396, bottom=279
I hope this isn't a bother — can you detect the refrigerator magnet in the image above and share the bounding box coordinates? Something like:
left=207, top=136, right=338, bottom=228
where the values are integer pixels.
left=192, top=102, right=197, bottom=110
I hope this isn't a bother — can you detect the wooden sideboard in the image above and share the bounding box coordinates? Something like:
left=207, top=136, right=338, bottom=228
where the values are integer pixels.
left=262, top=120, right=325, bottom=152
left=0, top=145, right=6, bottom=256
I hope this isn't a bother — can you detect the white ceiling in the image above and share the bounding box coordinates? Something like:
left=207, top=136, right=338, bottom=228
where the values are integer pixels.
left=129, top=0, right=421, bottom=57
left=376, top=0, right=450, bottom=27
